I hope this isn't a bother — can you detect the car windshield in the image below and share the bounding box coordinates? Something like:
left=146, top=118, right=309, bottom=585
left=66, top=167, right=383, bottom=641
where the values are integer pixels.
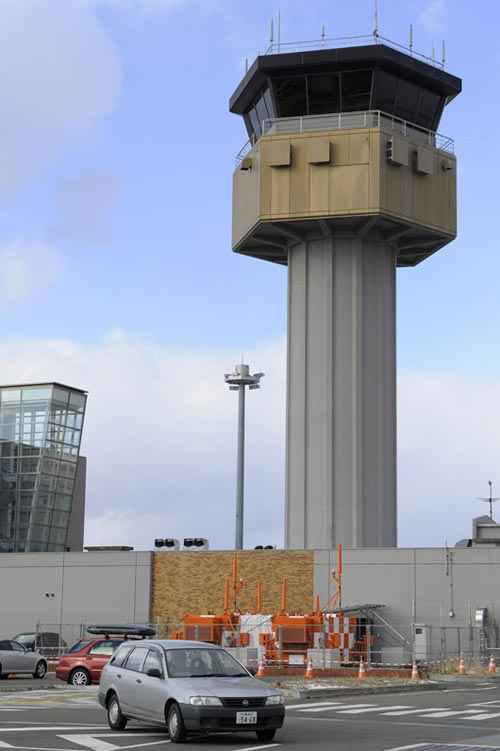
left=13, top=634, right=33, bottom=646
left=68, top=640, right=91, bottom=653
left=164, top=648, right=249, bottom=678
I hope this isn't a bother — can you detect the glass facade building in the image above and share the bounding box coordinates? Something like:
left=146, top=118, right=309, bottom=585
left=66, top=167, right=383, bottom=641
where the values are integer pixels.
left=0, top=383, right=87, bottom=552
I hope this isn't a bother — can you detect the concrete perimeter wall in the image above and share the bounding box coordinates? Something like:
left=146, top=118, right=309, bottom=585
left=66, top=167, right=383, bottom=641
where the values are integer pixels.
left=314, top=547, right=500, bottom=625
left=0, top=551, right=151, bottom=638
left=0, top=547, right=499, bottom=658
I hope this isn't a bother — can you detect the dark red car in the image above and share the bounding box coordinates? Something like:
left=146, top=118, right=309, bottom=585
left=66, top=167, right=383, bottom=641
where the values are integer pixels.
left=56, top=626, right=155, bottom=686
left=56, top=638, right=124, bottom=686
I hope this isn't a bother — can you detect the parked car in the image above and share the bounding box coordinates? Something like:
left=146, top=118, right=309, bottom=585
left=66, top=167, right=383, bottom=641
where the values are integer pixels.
left=0, top=640, right=47, bottom=679
left=56, top=625, right=155, bottom=686
left=12, top=631, right=67, bottom=658
left=98, top=640, right=285, bottom=743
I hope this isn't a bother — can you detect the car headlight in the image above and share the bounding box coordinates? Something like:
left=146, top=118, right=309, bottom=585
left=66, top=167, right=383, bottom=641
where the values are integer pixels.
left=189, top=696, right=223, bottom=706
left=266, top=694, right=285, bottom=705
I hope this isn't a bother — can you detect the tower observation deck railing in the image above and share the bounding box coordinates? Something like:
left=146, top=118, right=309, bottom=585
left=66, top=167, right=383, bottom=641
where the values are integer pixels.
left=235, top=110, right=454, bottom=163
left=264, top=33, right=445, bottom=70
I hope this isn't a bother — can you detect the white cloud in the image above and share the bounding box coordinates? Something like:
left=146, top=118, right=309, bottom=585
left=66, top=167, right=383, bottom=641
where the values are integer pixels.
left=0, top=240, right=63, bottom=303
left=0, top=331, right=497, bottom=552
left=0, top=0, right=121, bottom=197
left=420, top=0, right=445, bottom=33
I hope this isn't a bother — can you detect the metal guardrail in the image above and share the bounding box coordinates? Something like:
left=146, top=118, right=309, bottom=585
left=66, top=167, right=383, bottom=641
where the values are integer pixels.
left=235, top=110, right=454, bottom=162
left=264, top=33, right=445, bottom=70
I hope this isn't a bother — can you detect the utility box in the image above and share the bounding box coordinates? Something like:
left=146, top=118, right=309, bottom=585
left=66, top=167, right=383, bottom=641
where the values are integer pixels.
left=413, top=624, right=430, bottom=660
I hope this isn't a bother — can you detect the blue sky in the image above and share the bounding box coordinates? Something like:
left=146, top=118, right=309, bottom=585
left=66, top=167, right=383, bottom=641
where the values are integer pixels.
left=0, top=0, right=498, bottom=551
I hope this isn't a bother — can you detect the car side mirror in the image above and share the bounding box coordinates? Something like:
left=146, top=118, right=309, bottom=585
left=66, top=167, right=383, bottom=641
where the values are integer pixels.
left=147, top=668, right=162, bottom=679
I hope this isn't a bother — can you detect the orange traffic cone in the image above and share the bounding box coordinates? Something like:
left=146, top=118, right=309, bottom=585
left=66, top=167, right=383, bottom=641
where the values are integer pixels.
left=256, top=656, right=266, bottom=678
left=411, top=660, right=419, bottom=680
left=305, top=658, right=315, bottom=679
left=489, top=656, right=497, bottom=674
left=458, top=656, right=466, bottom=675
left=358, top=657, right=367, bottom=680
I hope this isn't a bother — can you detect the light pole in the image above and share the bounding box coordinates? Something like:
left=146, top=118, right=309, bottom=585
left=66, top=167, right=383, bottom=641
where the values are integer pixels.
left=224, top=363, right=264, bottom=550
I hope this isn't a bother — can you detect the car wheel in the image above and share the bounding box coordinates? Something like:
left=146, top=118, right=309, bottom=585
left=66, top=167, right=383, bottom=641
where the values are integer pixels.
left=33, top=661, right=47, bottom=680
left=107, top=693, right=127, bottom=731
left=69, top=668, right=91, bottom=687
left=167, top=703, right=186, bottom=743
left=256, top=730, right=276, bottom=742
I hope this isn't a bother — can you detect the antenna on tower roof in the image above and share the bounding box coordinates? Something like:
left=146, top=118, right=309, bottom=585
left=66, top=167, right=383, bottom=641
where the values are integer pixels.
left=442, top=39, right=446, bottom=66
left=277, top=10, right=281, bottom=52
left=321, top=24, right=326, bottom=45
left=477, top=481, right=500, bottom=521
left=270, top=17, right=274, bottom=46
left=409, top=23, right=414, bottom=53
left=373, top=0, right=379, bottom=40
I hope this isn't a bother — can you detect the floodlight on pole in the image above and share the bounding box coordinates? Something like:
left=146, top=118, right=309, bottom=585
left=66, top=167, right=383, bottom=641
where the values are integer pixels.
left=477, top=480, right=500, bottom=520
left=224, top=363, right=264, bottom=550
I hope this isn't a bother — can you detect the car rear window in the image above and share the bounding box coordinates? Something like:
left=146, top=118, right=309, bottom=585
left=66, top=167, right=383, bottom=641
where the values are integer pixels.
left=89, top=640, right=123, bottom=656
left=68, top=640, right=91, bottom=653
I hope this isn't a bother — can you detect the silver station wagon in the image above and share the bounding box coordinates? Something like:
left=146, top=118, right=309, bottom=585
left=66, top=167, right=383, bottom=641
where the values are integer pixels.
left=98, top=639, right=285, bottom=743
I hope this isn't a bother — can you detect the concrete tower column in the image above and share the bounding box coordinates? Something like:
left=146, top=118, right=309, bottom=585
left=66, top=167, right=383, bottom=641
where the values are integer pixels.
left=285, top=231, right=397, bottom=549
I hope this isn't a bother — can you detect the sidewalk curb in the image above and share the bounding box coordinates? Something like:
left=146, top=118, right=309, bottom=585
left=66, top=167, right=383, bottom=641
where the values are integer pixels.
left=296, top=682, right=449, bottom=700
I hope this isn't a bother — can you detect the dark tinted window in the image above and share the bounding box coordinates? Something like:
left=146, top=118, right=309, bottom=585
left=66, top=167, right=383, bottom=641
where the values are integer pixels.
left=110, top=643, right=134, bottom=667
left=10, top=642, right=25, bottom=652
left=255, top=96, right=269, bottom=128
left=248, top=107, right=260, bottom=138
left=124, top=647, right=148, bottom=672
left=417, top=88, right=442, bottom=129
left=263, top=89, right=274, bottom=118
left=395, top=79, right=420, bottom=122
left=274, top=76, right=307, bottom=117
left=373, top=70, right=398, bottom=113
left=244, top=88, right=275, bottom=141
left=143, top=650, right=163, bottom=676
left=0, top=642, right=11, bottom=651
left=341, top=70, right=372, bottom=112
left=308, top=74, right=340, bottom=115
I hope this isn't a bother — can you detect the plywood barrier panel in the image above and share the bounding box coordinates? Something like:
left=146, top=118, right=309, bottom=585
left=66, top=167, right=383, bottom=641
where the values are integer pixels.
left=151, top=550, right=314, bottom=631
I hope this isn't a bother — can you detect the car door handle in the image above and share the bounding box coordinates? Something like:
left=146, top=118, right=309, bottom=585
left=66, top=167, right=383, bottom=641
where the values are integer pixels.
left=116, top=674, right=122, bottom=679
left=136, top=678, right=142, bottom=684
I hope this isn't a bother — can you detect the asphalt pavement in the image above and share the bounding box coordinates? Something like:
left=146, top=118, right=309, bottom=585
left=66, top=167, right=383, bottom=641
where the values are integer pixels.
left=0, top=681, right=499, bottom=750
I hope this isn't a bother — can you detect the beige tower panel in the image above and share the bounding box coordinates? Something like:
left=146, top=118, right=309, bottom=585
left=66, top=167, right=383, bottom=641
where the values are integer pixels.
left=290, top=137, right=311, bottom=215
left=379, top=134, right=456, bottom=235
left=310, top=164, right=330, bottom=213
left=232, top=127, right=456, bottom=251
left=232, top=147, right=260, bottom=250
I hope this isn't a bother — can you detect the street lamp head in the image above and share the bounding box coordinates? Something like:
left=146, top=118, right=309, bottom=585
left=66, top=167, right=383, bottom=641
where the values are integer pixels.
left=224, top=362, right=265, bottom=389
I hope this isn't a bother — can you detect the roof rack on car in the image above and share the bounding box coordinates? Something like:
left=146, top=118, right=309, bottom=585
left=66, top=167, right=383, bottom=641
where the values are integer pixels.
left=86, top=625, right=156, bottom=640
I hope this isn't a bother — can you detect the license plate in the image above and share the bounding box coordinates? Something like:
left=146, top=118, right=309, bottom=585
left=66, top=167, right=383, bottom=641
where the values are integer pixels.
left=236, top=711, right=257, bottom=724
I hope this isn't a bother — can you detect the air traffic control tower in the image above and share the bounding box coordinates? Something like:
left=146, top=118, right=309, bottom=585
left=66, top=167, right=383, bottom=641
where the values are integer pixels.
left=230, top=40, right=461, bottom=549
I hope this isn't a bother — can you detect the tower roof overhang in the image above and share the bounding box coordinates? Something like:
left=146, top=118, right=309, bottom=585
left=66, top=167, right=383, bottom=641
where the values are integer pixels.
left=229, top=44, right=462, bottom=115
